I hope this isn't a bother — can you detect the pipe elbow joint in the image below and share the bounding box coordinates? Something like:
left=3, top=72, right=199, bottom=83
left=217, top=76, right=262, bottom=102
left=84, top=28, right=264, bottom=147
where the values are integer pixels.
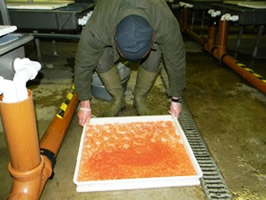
left=8, top=157, right=45, bottom=200
left=210, top=46, right=218, bottom=57
left=215, top=48, right=227, bottom=60
left=203, top=42, right=209, bottom=52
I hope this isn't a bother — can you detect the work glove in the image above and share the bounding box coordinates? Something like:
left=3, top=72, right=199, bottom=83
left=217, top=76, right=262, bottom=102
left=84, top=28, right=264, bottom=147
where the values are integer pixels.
left=169, top=101, right=182, bottom=118
left=78, top=100, right=92, bottom=127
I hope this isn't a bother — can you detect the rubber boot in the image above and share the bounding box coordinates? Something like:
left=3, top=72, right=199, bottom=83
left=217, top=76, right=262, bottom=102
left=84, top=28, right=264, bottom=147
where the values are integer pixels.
left=134, top=66, right=158, bottom=115
left=98, top=66, right=126, bottom=117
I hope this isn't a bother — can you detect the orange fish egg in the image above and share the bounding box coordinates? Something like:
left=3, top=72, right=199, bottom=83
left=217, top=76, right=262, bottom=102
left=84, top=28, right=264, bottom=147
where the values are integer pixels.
left=78, top=121, right=196, bottom=181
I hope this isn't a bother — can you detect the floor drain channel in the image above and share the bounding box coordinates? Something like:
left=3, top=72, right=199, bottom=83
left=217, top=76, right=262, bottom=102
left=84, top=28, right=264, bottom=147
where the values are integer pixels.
left=179, top=104, right=233, bottom=200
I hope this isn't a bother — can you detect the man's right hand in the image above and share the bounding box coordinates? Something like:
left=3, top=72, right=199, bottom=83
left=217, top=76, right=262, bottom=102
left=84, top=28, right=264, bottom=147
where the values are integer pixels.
left=78, top=100, right=92, bottom=127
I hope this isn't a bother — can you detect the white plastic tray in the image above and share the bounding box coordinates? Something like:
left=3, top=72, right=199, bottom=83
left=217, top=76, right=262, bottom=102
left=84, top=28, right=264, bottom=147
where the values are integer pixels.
left=73, top=115, right=202, bottom=192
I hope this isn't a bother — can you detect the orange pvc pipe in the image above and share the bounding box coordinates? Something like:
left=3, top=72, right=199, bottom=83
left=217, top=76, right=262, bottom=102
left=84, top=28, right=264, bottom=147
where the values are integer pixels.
left=7, top=155, right=53, bottom=200
left=213, top=20, right=228, bottom=59
left=183, top=7, right=188, bottom=31
left=180, top=7, right=206, bottom=47
left=185, top=28, right=206, bottom=46
left=179, top=8, right=266, bottom=95
left=209, top=19, right=266, bottom=94
left=0, top=87, right=78, bottom=199
left=223, top=55, right=266, bottom=94
left=0, top=90, right=40, bottom=171
left=178, top=9, right=184, bottom=32
left=0, top=90, right=45, bottom=199
left=8, top=157, right=45, bottom=200
left=40, top=92, right=78, bottom=156
left=204, top=25, right=217, bottom=52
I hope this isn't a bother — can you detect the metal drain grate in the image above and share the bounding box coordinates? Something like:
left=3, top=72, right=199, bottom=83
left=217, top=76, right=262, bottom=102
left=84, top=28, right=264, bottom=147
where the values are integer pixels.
left=179, top=104, right=233, bottom=200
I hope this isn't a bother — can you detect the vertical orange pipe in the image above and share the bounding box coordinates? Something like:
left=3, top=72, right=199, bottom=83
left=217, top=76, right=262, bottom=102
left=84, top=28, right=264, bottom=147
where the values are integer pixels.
left=180, top=6, right=206, bottom=46
left=0, top=90, right=41, bottom=171
left=178, top=8, right=184, bottom=32
left=0, top=86, right=78, bottom=199
left=204, top=25, right=217, bottom=52
left=214, top=20, right=228, bottom=59
left=183, top=7, right=188, bottom=31
left=0, top=90, right=44, bottom=200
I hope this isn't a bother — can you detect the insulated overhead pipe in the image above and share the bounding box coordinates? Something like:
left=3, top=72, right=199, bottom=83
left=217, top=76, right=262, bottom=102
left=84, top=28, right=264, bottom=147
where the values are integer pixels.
left=0, top=85, right=78, bottom=199
left=179, top=7, right=266, bottom=95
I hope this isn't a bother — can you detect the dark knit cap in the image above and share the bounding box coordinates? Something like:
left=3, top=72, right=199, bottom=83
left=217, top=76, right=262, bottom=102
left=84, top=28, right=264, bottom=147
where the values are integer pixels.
left=114, top=15, right=153, bottom=61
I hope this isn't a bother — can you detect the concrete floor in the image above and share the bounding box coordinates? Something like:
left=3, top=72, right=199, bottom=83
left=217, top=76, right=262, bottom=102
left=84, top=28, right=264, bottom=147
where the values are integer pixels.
left=0, top=36, right=266, bottom=200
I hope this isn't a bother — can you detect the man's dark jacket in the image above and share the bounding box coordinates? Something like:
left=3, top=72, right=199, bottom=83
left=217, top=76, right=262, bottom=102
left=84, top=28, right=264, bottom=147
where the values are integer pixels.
left=75, top=0, right=186, bottom=100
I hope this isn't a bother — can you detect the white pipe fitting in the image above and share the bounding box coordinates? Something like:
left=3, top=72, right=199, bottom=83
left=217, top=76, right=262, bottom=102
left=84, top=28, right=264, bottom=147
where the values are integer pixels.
left=179, top=2, right=194, bottom=8
left=13, top=58, right=41, bottom=101
left=0, top=58, right=41, bottom=103
left=221, top=13, right=239, bottom=22
left=0, top=76, right=18, bottom=103
left=208, top=9, right=221, bottom=18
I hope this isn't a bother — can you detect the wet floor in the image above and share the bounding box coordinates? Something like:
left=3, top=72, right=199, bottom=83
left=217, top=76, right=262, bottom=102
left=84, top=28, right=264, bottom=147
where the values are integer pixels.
left=0, top=35, right=266, bottom=200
